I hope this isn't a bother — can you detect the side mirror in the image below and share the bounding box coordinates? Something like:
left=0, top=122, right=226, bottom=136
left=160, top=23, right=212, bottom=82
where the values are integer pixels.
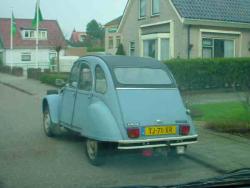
left=55, top=79, right=66, bottom=87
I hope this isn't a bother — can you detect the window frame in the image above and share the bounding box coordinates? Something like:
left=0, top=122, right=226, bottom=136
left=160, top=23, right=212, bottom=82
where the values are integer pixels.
left=22, top=29, right=48, bottom=40
left=108, top=36, right=114, bottom=49
left=95, top=65, right=108, bottom=94
left=202, top=37, right=235, bottom=58
left=141, top=33, right=170, bottom=61
left=139, top=0, right=147, bottom=19
left=21, top=52, right=31, bottom=62
left=151, top=0, right=160, bottom=16
left=116, top=36, right=121, bottom=48
left=129, top=41, right=135, bottom=56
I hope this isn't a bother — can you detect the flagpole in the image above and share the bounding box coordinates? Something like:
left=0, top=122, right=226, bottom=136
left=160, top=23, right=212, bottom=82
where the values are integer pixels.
left=35, top=0, right=39, bottom=69
left=10, top=8, right=13, bottom=71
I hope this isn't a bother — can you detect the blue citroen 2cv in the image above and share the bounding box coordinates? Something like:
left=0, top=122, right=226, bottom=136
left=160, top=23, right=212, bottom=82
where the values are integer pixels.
left=42, top=55, right=198, bottom=165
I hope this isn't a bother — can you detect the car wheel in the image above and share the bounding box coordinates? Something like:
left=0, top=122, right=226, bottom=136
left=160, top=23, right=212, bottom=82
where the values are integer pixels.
left=43, top=108, right=55, bottom=137
left=85, top=139, right=105, bottom=166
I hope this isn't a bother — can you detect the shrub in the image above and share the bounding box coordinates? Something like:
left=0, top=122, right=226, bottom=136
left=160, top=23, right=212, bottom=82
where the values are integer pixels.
left=0, top=65, right=11, bottom=74
left=40, top=73, right=69, bottom=86
left=27, top=68, right=42, bottom=80
left=116, top=44, right=126, bottom=55
left=165, top=58, right=250, bottom=91
left=87, top=47, right=105, bottom=52
left=11, top=67, right=23, bottom=77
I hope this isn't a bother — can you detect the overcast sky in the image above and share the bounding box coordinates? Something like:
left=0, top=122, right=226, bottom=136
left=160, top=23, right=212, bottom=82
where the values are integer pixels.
left=0, top=0, right=127, bottom=38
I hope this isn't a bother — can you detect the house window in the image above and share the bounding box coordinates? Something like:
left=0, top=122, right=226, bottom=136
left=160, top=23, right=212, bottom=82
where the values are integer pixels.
left=39, top=31, right=47, bottom=40
left=79, top=34, right=86, bottom=42
left=152, top=0, right=160, bottom=15
left=0, top=52, right=3, bottom=64
left=139, top=0, right=147, bottom=18
left=116, top=36, right=121, bottom=48
left=30, top=31, right=35, bottom=38
left=161, top=38, right=170, bottom=61
left=24, top=31, right=29, bottom=38
left=142, top=34, right=170, bottom=61
left=22, top=30, right=47, bottom=40
left=129, top=42, right=135, bottom=56
left=21, top=53, right=31, bottom=62
left=108, top=36, right=114, bottom=49
left=202, top=38, right=235, bottom=58
left=143, top=39, right=157, bottom=58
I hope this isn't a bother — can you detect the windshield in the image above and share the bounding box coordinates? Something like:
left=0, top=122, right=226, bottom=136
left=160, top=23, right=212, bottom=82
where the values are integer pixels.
left=114, top=67, right=174, bottom=88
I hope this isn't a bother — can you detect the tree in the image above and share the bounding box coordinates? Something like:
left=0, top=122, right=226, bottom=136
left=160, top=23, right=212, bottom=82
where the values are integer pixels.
left=116, top=43, right=126, bottom=55
left=86, top=19, right=104, bottom=47
left=49, top=33, right=66, bottom=72
left=86, top=19, right=104, bottom=40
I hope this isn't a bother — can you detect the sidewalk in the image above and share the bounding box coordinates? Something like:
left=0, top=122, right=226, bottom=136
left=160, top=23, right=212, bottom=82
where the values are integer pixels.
left=187, top=122, right=250, bottom=173
left=0, top=73, right=56, bottom=97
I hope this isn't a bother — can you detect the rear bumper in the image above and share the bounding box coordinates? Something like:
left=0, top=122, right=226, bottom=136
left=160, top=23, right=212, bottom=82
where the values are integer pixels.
left=117, top=135, right=198, bottom=150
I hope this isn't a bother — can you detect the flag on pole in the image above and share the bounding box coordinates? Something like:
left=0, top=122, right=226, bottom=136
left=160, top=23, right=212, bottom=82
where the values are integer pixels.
left=11, top=12, right=17, bottom=37
left=32, top=1, right=43, bottom=28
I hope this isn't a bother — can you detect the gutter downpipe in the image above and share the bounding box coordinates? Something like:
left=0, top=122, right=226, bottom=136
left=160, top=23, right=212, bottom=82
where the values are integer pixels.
left=187, top=25, right=191, bottom=59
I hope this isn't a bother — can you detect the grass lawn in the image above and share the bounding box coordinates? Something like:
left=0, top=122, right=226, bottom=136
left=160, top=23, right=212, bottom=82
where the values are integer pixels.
left=190, top=102, right=250, bottom=134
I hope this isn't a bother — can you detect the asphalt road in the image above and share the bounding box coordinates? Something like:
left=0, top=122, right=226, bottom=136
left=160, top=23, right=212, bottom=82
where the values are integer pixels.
left=0, top=83, right=249, bottom=188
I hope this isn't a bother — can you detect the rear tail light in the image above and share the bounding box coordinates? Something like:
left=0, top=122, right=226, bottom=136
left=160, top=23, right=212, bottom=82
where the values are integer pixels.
left=180, top=124, right=190, bottom=136
left=127, top=128, right=140, bottom=139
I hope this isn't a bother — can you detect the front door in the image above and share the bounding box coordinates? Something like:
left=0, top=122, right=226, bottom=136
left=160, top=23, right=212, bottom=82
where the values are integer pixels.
left=60, top=62, right=80, bottom=126
left=72, top=62, right=93, bottom=130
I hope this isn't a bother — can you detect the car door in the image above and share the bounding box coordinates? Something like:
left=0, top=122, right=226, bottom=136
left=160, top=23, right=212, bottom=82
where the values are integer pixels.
left=72, top=61, right=93, bottom=130
left=60, top=62, right=80, bottom=126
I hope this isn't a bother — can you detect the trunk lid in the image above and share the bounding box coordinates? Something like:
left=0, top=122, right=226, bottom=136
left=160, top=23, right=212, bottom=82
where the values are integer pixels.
left=117, top=88, right=189, bottom=138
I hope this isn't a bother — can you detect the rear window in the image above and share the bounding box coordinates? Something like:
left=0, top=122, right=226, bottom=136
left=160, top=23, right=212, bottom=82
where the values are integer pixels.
left=114, top=68, right=174, bottom=88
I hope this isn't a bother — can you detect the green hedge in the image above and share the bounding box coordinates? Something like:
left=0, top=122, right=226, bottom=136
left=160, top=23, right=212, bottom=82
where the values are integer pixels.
left=40, top=73, right=69, bottom=86
left=165, top=58, right=250, bottom=91
left=0, top=65, right=23, bottom=76
left=87, top=47, right=105, bottom=52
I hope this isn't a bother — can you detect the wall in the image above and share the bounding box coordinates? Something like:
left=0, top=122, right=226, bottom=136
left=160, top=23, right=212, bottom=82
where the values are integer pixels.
left=120, top=0, right=185, bottom=58
left=4, top=49, right=65, bottom=70
left=65, top=47, right=87, bottom=57
left=105, top=25, right=121, bottom=55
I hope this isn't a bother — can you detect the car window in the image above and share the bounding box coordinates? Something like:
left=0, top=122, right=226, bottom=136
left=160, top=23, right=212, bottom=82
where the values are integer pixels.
left=69, top=62, right=80, bottom=87
left=79, top=63, right=92, bottom=91
left=95, top=65, right=107, bottom=94
left=114, top=68, right=173, bottom=86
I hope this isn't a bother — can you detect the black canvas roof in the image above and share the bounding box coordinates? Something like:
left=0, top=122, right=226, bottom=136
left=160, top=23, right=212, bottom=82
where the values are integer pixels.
left=90, top=55, right=167, bottom=69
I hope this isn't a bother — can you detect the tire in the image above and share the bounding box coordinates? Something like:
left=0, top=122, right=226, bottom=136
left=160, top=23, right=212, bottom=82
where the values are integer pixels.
left=43, top=107, right=55, bottom=137
left=85, top=139, right=105, bottom=166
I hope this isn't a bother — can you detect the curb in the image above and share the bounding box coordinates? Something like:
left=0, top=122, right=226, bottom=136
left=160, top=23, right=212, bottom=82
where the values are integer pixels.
left=0, top=81, right=34, bottom=96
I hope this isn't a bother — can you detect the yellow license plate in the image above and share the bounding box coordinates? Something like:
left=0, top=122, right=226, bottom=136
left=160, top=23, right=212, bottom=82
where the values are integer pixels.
left=145, top=126, right=176, bottom=136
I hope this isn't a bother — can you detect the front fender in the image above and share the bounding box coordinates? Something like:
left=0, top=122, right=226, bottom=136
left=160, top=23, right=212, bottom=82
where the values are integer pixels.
left=87, top=101, right=123, bottom=142
left=42, top=94, right=61, bottom=124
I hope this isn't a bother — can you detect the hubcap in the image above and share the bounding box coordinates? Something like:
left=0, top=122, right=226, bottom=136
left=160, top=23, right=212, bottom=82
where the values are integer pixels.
left=43, top=112, right=51, bottom=133
left=86, top=140, right=98, bottom=160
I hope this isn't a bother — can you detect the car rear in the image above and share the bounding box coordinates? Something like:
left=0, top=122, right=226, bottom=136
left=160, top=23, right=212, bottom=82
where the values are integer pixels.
left=110, top=62, right=198, bottom=153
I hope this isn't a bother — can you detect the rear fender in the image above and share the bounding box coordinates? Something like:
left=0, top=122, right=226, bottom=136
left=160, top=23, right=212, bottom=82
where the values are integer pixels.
left=87, top=101, right=123, bottom=142
left=42, top=94, right=61, bottom=125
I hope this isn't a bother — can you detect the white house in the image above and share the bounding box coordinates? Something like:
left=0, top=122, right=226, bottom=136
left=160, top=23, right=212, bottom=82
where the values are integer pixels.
left=0, top=18, right=66, bottom=70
